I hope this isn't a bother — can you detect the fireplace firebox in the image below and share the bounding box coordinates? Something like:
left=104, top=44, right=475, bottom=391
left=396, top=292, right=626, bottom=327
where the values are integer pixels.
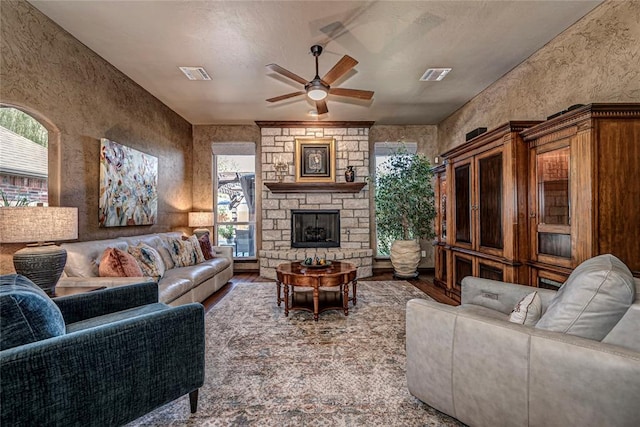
left=291, top=210, right=340, bottom=248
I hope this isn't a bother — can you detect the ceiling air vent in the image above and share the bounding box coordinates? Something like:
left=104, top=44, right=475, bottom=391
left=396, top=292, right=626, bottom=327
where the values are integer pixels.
left=419, top=68, right=452, bottom=82
left=179, top=66, right=211, bottom=81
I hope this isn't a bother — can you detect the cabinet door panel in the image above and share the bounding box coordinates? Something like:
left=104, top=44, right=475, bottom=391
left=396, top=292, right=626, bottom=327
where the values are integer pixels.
left=531, top=267, right=568, bottom=291
left=440, top=175, right=447, bottom=241
left=538, top=232, right=571, bottom=258
left=479, top=261, right=504, bottom=282
left=453, top=255, right=473, bottom=288
left=537, top=148, right=570, bottom=226
left=531, top=146, right=572, bottom=261
left=454, top=164, right=472, bottom=243
left=478, top=153, right=503, bottom=249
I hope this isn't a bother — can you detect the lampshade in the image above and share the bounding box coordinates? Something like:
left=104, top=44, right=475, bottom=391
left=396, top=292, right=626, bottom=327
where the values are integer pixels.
left=0, top=207, right=78, bottom=243
left=188, top=212, right=214, bottom=228
left=0, top=206, right=78, bottom=296
left=188, top=211, right=214, bottom=239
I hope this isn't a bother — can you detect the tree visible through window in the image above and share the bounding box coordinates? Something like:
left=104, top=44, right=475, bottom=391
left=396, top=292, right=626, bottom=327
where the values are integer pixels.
left=373, top=141, right=418, bottom=256
left=214, top=148, right=256, bottom=259
left=0, top=107, right=48, bottom=206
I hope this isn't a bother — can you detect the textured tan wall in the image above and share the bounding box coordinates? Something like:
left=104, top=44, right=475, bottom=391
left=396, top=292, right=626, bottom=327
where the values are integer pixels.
left=192, top=125, right=261, bottom=211
left=369, top=125, right=439, bottom=269
left=0, top=0, right=193, bottom=273
left=438, top=0, right=640, bottom=152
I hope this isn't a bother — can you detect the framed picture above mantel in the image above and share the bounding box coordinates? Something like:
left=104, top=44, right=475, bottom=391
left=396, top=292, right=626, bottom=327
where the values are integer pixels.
left=295, top=137, right=335, bottom=183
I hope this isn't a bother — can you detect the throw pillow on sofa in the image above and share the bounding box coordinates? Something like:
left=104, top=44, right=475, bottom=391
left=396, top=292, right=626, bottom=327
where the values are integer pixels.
left=156, top=239, right=176, bottom=270
left=99, top=247, right=144, bottom=277
left=167, top=235, right=205, bottom=267
left=183, top=234, right=206, bottom=264
left=535, top=254, right=635, bottom=340
left=0, top=274, right=66, bottom=351
left=128, top=243, right=166, bottom=279
left=508, top=291, right=542, bottom=326
left=198, top=233, right=216, bottom=260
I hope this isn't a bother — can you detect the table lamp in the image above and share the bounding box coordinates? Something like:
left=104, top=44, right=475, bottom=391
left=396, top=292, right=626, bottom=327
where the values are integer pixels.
left=188, top=212, right=214, bottom=238
left=0, top=206, right=78, bottom=296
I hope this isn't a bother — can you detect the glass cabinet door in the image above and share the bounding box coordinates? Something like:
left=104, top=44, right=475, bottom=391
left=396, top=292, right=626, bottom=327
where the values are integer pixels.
left=440, top=174, right=447, bottom=240
left=534, top=147, right=571, bottom=259
left=477, top=152, right=503, bottom=250
left=454, top=163, right=472, bottom=244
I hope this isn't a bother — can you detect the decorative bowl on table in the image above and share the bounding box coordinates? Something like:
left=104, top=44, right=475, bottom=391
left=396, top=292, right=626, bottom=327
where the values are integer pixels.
left=300, top=258, right=331, bottom=268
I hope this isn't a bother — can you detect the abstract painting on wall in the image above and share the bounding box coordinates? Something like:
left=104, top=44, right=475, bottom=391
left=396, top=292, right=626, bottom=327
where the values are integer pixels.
left=99, top=138, right=158, bottom=227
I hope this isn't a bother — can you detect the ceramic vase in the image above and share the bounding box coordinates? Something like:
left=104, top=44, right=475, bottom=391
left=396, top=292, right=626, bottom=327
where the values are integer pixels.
left=345, top=166, right=355, bottom=182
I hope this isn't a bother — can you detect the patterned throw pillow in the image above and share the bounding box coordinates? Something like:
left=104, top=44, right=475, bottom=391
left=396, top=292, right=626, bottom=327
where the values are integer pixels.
left=183, top=234, right=206, bottom=263
left=157, top=239, right=176, bottom=270
left=167, top=235, right=205, bottom=267
left=98, top=247, right=144, bottom=277
left=509, top=291, right=542, bottom=326
left=128, top=243, right=166, bottom=279
left=198, top=233, right=216, bottom=260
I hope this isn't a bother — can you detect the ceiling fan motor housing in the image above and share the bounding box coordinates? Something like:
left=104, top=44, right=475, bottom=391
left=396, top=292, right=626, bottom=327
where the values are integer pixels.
left=310, top=44, right=323, bottom=57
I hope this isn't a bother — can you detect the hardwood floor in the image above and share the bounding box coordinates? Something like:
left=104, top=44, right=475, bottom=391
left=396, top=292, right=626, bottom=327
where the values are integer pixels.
left=365, top=269, right=459, bottom=306
left=201, top=270, right=457, bottom=312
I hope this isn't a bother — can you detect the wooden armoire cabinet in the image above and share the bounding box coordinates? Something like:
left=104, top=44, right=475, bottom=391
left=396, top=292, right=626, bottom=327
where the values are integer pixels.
left=521, top=103, right=640, bottom=287
left=440, top=122, right=540, bottom=301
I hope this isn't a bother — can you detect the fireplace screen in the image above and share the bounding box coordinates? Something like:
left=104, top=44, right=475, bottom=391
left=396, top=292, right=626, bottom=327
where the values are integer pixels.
left=291, top=210, right=340, bottom=248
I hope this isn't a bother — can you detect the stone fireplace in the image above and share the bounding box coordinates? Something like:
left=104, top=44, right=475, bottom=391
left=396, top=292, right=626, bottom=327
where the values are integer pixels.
left=258, top=123, right=374, bottom=279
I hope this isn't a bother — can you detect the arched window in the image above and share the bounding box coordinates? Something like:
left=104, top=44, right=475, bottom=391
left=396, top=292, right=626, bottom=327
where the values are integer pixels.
left=0, top=107, right=49, bottom=206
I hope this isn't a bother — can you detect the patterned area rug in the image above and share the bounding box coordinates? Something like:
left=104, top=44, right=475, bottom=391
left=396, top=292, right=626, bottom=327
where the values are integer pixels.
left=129, top=281, right=464, bottom=426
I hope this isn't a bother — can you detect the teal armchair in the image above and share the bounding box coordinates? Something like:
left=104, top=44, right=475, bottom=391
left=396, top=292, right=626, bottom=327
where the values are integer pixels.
left=0, top=274, right=205, bottom=426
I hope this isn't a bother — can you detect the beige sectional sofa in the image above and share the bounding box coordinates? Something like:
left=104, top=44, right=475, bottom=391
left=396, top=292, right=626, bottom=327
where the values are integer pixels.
left=58, top=232, right=233, bottom=305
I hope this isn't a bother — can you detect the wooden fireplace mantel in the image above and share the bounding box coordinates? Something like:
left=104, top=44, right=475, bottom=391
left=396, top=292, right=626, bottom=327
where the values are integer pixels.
left=264, top=182, right=367, bottom=193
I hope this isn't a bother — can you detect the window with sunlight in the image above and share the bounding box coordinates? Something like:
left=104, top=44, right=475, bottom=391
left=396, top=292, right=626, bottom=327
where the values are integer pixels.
left=373, top=141, right=418, bottom=256
left=0, top=107, right=48, bottom=206
left=213, top=143, right=256, bottom=259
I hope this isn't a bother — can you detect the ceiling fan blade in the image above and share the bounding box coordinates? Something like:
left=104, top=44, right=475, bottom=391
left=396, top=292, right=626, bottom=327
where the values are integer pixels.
left=315, top=99, right=328, bottom=115
left=329, top=87, right=374, bottom=100
left=266, top=63, right=308, bottom=85
left=321, top=55, right=358, bottom=85
left=266, top=91, right=305, bottom=103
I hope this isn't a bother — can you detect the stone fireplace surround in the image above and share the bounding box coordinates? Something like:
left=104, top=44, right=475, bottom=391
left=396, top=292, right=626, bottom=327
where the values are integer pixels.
left=258, top=123, right=373, bottom=279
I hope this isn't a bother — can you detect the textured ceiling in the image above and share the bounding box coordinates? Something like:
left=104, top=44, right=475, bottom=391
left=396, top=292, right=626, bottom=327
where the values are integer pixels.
left=29, top=1, right=602, bottom=125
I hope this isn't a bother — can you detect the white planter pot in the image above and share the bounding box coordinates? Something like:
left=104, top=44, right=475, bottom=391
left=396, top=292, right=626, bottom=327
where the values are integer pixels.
left=390, top=240, right=421, bottom=278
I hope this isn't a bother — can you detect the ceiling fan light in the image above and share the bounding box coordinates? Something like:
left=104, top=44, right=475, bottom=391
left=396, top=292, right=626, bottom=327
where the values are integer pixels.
left=307, top=86, right=328, bottom=101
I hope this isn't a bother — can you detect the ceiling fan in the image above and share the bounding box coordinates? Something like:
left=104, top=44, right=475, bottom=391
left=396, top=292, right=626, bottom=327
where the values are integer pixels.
left=266, top=45, right=374, bottom=114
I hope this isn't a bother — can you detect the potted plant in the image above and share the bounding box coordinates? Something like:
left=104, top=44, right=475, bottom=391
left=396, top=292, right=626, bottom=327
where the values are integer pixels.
left=373, top=148, right=436, bottom=278
left=219, top=225, right=235, bottom=244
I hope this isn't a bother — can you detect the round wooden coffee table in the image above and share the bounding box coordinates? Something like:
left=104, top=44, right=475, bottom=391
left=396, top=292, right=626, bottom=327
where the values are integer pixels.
left=276, top=261, right=357, bottom=321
